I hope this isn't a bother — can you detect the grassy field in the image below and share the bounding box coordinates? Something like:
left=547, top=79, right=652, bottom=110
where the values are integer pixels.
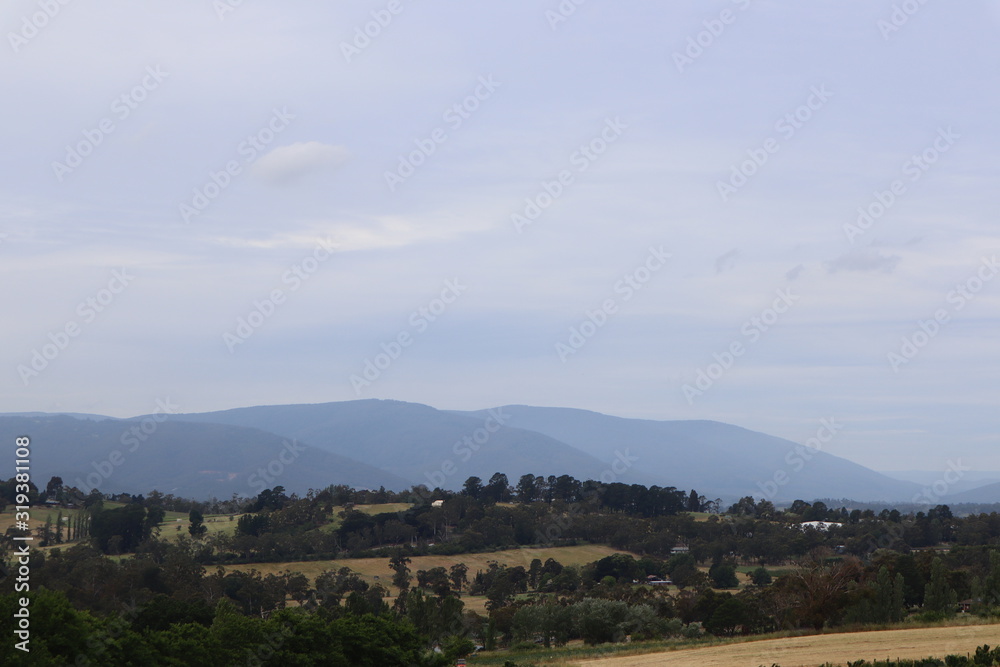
left=561, top=623, right=1000, bottom=666
left=220, top=544, right=634, bottom=615
left=221, top=544, right=633, bottom=588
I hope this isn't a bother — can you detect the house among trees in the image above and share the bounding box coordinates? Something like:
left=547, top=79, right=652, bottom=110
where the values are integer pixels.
left=798, top=521, right=843, bottom=531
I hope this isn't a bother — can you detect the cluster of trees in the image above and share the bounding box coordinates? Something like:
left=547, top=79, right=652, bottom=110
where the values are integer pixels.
left=15, top=475, right=1000, bottom=660
left=0, top=588, right=449, bottom=666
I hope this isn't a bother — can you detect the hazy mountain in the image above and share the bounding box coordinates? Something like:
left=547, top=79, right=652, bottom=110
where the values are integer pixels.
left=451, top=405, right=923, bottom=502
left=165, top=399, right=634, bottom=490
left=0, top=415, right=410, bottom=498
left=880, top=470, right=1000, bottom=497
left=939, top=482, right=1000, bottom=505
left=4, top=401, right=931, bottom=502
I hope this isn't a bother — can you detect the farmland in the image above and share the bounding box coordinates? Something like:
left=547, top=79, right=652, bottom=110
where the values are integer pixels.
left=221, top=544, right=632, bottom=594
left=565, top=623, right=1000, bottom=666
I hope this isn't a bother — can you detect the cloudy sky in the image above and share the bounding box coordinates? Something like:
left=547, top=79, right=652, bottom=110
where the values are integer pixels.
left=3, top=1, right=998, bottom=473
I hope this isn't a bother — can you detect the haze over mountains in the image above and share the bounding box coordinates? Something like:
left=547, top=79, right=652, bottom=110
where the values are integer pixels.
left=2, top=399, right=993, bottom=504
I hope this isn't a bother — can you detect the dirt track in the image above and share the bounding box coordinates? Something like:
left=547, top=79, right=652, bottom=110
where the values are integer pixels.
left=572, top=624, right=1000, bottom=667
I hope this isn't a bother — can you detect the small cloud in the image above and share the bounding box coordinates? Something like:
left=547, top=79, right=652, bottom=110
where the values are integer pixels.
left=253, top=142, right=350, bottom=184
left=714, top=248, right=739, bottom=274
left=825, top=249, right=901, bottom=274
left=785, top=264, right=805, bottom=281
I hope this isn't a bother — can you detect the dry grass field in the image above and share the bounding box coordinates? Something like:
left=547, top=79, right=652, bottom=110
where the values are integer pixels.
left=221, top=544, right=633, bottom=587
left=568, top=624, right=1000, bottom=667
left=220, top=544, right=634, bottom=615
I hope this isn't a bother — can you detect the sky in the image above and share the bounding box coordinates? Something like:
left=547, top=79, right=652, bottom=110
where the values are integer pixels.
left=2, top=0, right=998, bottom=473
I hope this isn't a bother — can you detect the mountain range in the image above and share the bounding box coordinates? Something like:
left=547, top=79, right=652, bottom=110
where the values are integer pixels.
left=1, top=399, right=992, bottom=504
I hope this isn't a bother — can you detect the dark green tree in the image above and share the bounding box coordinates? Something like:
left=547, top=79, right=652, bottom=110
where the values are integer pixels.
left=188, top=509, right=207, bottom=537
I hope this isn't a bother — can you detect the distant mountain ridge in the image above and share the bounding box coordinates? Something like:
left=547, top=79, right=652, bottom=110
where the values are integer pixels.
left=0, top=414, right=411, bottom=498
left=2, top=400, right=925, bottom=502
left=449, top=405, right=922, bottom=503
left=162, top=400, right=648, bottom=490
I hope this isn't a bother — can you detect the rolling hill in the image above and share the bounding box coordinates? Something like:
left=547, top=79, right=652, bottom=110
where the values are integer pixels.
left=161, top=399, right=639, bottom=490
left=2, top=400, right=927, bottom=502
left=0, top=414, right=410, bottom=498
left=451, top=405, right=923, bottom=502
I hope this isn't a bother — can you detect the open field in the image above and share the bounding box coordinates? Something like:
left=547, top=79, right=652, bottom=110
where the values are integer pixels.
left=566, top=624, right=1000, bottom=667
left=222, top=544, right=633, bottom=587
left=221, top=545, right=633, bottom=614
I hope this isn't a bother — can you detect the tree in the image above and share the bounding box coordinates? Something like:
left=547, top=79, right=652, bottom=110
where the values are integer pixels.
left=449, top=563, right=468, bottom=594
left=706, top=596, right=748, bottom=636
left=687, top=489, right=703, bottom=512
left=923, top=557, right=956, bottom=615
left=144, top=506, right=165, bottom=539
left=982, top=550, right=1000, bottom=608
left=874, top=566, right=906, bottom=623
left=516, top=474, right=538, bottom=503
left=727, top=496, right=756, bottom=516
left=90, top=503, right=149, bottom=553
left=236, top=513, right=269, bottom=537
left=750, top=566, right=772, bottom=586
left=789, top=556, right=864, bottom=631
left=709, top=561, right=740, bottom=589
left=45, top=475, right=64, bottom=500
left=574, top=598, right=630, bottom=645
left=390, top=551, right=412, bottom=592
left=462, top=476, right=483, bottom=500
left=484, top=473, right=511, bottom=503
left=189, top=509, right=207, bottom=537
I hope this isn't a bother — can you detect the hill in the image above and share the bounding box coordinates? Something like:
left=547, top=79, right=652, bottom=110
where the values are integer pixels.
left=0, top=415, right=410, bottom=498
left=451, top=405, right=922, bottom=502
left=940, top=481, right=1000, bottom=504
left=3, top=400, right=927, bottom=502
left=161, top=399, right=641, bottom=490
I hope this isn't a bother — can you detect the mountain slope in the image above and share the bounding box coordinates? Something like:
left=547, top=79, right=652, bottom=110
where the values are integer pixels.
left=0, top=415, right=410, bottom=498
left=942, top=482, right=1000, bottom=504
left=450, top=405, right=922, bottom=502
left=164, top=399, right=646, bottom=489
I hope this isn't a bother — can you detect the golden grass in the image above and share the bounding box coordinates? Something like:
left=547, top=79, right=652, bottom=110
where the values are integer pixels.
left=566, top=623, right=1000, bottom=667
left=221, top=545, right=633, bottom=590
